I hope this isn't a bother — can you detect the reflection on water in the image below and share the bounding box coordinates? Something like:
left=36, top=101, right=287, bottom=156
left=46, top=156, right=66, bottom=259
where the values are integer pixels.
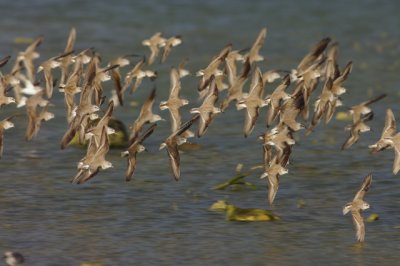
left=1, top=0, right=400, bottom=265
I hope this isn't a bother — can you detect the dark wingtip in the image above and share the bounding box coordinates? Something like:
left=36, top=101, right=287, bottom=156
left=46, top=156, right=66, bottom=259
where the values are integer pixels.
left=0, top=55, right=11, bottom=68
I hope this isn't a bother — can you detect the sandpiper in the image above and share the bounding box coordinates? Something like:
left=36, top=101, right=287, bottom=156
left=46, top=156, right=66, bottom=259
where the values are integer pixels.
left=349, top=94, right=386, bottom=123
left=0, top=83, right=16, bottom=107
left=142, top=32, right=166, bottom=65
left=263, top=124, right=295, bottom=160
left=236, top=67, right=269, bottom=137
left=278, top=91, right=305, bottom=132
left=160, top=114, right=200, bottom=180
left=343, top=173, right=372, bottom=242
left=341, top=94, right=386, bottom=149
left=1, top=63, right=26, bottom=108
left=72, top=126, right=112, bottom=184
left=59, top=70, right=82, bottom=123
left=323, top=42, right=339, bottom=80
left=25, top=91, right=53, bottom=141
left=330, top=61, right=353, bottom=97
left=160, top=35, right=182, bottom=63
left=190, top=76, right=220, bottom=137
left=177, top=57, right=190, bottom=78
left=262, top=69, right=285, bottom=85
left=373, top=131, right=400, bottom=175
left=220, top=58, right=251, bottom=112
left=130, top=88, right=163, bottom=143
left=291, top=37, right=331, bottom=82
left=159, top=67, right=189, bottom=133
left=108, top=55, right=131, bottom=106
left=123, top=56, right=156, bottom=94
left=307, top=78, right=336, bottom=134
left=16, top=36, right=43, bottom=82
left=26, top=103, right=54, bottom=141
left=265, top=75, right=291, bottom=127
left=3, top=251, right=25, bottom=266
left=89, top=55, right=120, bottom=106
left=122, top=123, right=157, bottom=181
left=37, top=51, right=74, bottom=98
left=243, top=27, right=267, bottom=64
left=369, top=108, right=396, bottom=153
left=225, top=49, right=245, bottom=86
left=197, top=43, right=231, bottom=92
left=0, top=115, right=15, bottom=158
left=60, top=63, right=100, bottom=149
left=341, top=115, right=372, bottom=150
left=291, top=38, right=331, bottom=119
left=85, top=101, right=115, bottom=146
left=260, top=152, right=290, bottom=206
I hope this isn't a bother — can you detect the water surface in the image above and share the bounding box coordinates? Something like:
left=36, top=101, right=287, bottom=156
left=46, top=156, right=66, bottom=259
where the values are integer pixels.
left=1, top=1, right=400, bottom=265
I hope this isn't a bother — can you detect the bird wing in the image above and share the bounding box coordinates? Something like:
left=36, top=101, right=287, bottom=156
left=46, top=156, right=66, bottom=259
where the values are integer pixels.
left=382, top=108, right=396, bottom=138
left=166, top=141, right=180, bottom=181
left=354, top=174, right=372, bottom=201
left=247, top=27, right=267, bottom=62
left=125, top=152, right=138, bottom=181
left=297, top=37, right=331, bottom=72
left=341, top=123, right=361, bottom=150
left=169, top=107, right=181, bottom=133
left=351, top=210, right=365, bottom=242
left=393, top=143, right=400, bottom=175
left=0, top=128, right=4, bottom=157
left=111, top=68, right=124, bottom=106
left=243, top=107, right=258, bottom=137
left=169, top=67, right=181, bottom=98
left=267, top=173, right=279, bottom=206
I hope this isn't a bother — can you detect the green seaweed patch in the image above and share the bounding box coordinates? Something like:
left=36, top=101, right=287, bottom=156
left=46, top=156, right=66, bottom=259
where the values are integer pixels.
left=366, top=213, right=379, bottom=222
left=212, top=163, right=257, bottom=190
left=209, top=200, right=280, bottom=221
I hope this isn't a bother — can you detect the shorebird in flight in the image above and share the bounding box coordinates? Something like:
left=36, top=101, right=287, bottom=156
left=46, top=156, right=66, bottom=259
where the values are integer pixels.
left=142, top=32, right=166, bottom=65
left=343, top=173, right=372, bottom=242
left=3, top=251, right=25, bottom=266
left=190, top=76, right=220, bottom=137
left=160, top=114, right=199, bottom=181
left=160, top=35, right=182, bottom=63
left=122, top=123, right=157, bottom=181
left=243, top=27, right=267, bottom=64
left=0, top=115, right=16, bottom=158
left=160, top=67, right=189, bottom=133
left=130, top=88, right=163, bottom=143
left=236, top=67, right=269, bottom=137
left=369, top=108, right=396, bottom=153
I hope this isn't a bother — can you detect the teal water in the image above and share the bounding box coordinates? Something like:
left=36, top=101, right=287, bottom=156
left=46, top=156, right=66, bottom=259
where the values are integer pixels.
left=1, top=1, right=400, bottom=265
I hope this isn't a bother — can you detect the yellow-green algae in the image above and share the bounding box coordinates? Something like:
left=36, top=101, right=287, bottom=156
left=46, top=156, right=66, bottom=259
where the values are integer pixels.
left=209, top=200, right=280, bottom=222
left=212, top=163, right=257, bottom=190
left=366, top=213, right=379, bottom=222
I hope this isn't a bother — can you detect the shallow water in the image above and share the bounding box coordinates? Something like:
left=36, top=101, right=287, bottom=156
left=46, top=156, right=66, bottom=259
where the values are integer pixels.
left=1, top=0, right=400, bottom=265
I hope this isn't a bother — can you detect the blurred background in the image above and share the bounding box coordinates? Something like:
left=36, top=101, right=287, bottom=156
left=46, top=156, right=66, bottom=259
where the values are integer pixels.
left=1, top=0, right=400, bottom=265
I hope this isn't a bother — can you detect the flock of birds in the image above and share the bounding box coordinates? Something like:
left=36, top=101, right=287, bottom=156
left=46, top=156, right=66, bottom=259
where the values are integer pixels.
left=0, top=26, right=397, bottom=260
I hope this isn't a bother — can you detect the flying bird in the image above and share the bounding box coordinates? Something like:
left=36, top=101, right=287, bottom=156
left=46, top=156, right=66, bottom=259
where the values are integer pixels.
left=369, top=108, right=396, bottom=153
left=0, top=115, right=16, bottom=158
left=236, top=67, right=269, bottom=137
left=160, top=114, right=199, bottom=181
left=3, top=251, right=25, bottom=266
left=142, top=32, right=166, bottom=65
left=190, top=77, right=220, bottom=137
left=122, top=123, right=157, bottom=181
left=343, top=173, right=372, bottom=242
